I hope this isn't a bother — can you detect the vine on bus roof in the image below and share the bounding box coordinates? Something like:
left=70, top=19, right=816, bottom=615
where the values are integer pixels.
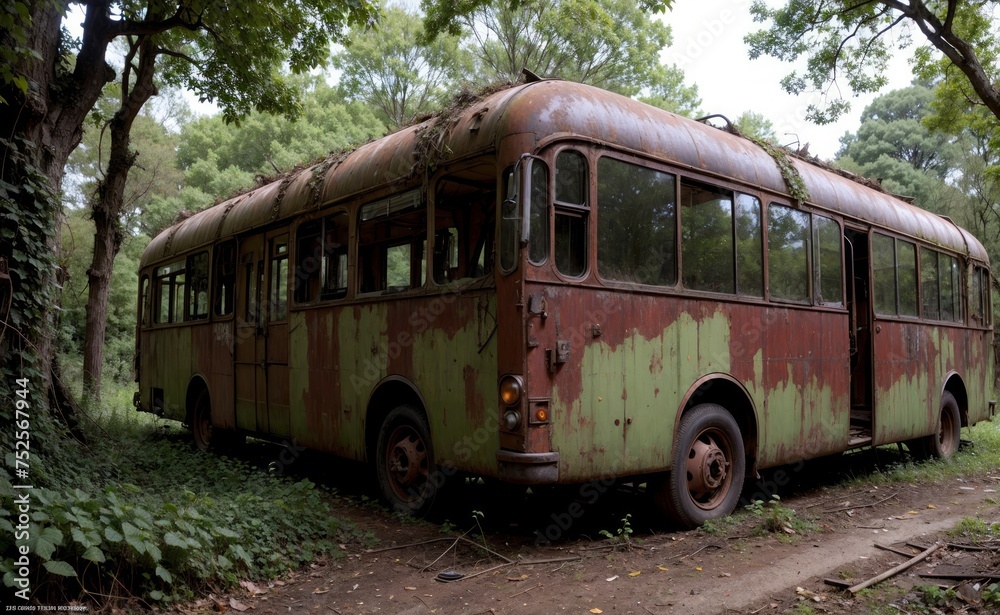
left=410, top=81, right=515, bottom=177
left=751, top=137, right=811, bottom=204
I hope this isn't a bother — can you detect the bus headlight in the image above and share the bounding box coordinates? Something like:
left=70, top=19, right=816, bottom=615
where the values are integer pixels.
left=503, top=410, right=521, bottom=430
left=499, top=375, right=523, bottom=406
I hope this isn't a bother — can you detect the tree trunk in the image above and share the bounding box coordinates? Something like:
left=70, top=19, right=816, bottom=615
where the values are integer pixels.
left=82, top=35, right=159, bottom=398
left=0, top=1, right=116, bottom=419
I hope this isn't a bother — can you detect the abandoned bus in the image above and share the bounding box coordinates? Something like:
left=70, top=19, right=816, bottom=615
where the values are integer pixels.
left=136, top=80, right=995, bottom=527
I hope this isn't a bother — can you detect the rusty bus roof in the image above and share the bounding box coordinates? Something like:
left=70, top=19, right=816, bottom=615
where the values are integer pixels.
left=142, top=80, right=988, bottom=268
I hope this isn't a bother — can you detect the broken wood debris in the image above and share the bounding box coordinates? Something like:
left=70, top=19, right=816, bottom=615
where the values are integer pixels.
left=847, top=542, right=942, bottom=594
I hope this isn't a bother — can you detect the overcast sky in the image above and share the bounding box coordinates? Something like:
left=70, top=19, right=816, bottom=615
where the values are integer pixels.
left=658, top=0, right=916, bottom=160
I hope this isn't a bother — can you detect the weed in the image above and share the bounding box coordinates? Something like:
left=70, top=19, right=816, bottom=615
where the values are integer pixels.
left=745, top=495, right=817, bottom=537
left=599, top=513, right=634, bottom=549
left=918, top=584, right=958, bottom=607
left=983, top=583, right=1000, bottom=606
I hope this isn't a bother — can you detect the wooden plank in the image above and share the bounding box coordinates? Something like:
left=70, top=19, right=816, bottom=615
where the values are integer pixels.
left=847, top=542, right=942, bottom=594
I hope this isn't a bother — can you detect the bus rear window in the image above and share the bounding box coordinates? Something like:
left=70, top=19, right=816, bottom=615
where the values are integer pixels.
left=554, top=151, right=588, bottom=277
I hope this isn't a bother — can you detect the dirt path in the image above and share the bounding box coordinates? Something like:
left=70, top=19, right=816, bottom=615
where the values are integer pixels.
left=184, top=451, right=1000, bottom=615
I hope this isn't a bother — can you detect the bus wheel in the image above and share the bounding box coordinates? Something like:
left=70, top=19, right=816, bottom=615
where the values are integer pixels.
left=192, top=389, right=213, bottom=452
left=657, top=404, right=745, bottom=528
left=376, top=405, right=438, bottom=515
left=915, top=391, right=961, bottom=460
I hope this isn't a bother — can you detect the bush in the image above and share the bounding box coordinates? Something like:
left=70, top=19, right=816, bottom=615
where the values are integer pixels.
left=1, top=388, right=348, bottom=606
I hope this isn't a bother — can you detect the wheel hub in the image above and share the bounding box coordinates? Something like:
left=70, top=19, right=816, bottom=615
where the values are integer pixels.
left=389, top=434, right=426, bottom=488
left=686, top=435, right=729, bottom=499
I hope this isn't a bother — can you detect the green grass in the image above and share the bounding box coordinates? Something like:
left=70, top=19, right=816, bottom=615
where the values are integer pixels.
left=0, top=383, right=355, bottom=607
left=837, top=421, right=1000, bottom=488
left=947, top=516, right=1000, bottom=541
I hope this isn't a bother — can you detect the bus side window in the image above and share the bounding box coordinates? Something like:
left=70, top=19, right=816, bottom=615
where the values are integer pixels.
left=971, top=265, right=990, bottom=325
left=813, top=214, right=842, bottom=306
left=358, top=190, right=426, bottom=293
left=940, top=253, right=960, bottom=322
left=767, top=204, right=810, bottom=303
left=920, top=247, right=940, bottom=320
left=872, top=233, right=917, bottom=316
left=269, top=237, right=288, bottom=321
left=154, top=259, right=185, bottom=324
left=735, top=194, right=763, bottom=297
left=554, top=151, right=588, bottom=277
left=295, top=213, right=348, bottom=303
left=186, top=251, right=209, bottom=321
left=139, top=275, right=150, bottom=326
left=597, top=157, right=676, bottom=286
left=681, top=180, right=734, bottom=293
left=213, top=241, right=236, bottom=316
left=434, top=172, right=496, bottom=284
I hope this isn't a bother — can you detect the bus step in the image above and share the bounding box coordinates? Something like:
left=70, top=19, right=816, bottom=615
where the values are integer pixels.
left=848, top=435, right=873, bottom=447
left=850, top=408, right=871, bottom=427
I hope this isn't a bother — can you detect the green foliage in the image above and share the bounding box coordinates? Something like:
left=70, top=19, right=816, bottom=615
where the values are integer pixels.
left=835, top=85, right=958, bottom=210
left=745, top=0, right=1000, bottom=125
left=918, top=584, right=958, bottom=607
left=421, top=0, right=673, bottom=41
left=176, top=78, right=383, bottom=196
left=0, top=0, right=35, bottom=104
left=0, top=136, right=59, bottom=390
left=983, top=583, right=1000, bottom=606
left=152, top=0, right=380, bottom=124
left=334, top=6, right=472, bottom=128
left=745, top=495, right=816, bottom=536
left=459, top=0, right=698, bottom=113
left=0, top=394, right=352, bottom=605
left=734, top=111, right=777, bottom=144
left=946, top=516, right=1000, bottom=542
left=598, top=513, right=634, bottom=548
left=58, top=209, right=149, bottom=389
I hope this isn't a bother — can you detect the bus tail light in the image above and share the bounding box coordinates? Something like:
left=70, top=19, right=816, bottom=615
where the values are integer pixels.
left=499, top=375, right=523, bottom=406
left=503, top=410, right=521, bottom=430
left=529, top=399, right=550, bottom=424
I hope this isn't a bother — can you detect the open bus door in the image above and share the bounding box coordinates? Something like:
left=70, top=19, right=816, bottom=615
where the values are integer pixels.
left=845, top=227, right=874, bottom=446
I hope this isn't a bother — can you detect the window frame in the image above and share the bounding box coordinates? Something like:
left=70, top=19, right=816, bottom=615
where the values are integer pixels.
left=595, top=152, right=679, bottom=289
left=551, top=148, right=590, bottom=280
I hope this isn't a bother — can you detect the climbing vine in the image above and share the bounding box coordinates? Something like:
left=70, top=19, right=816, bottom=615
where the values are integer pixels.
left=0, top=136, right=59, bottom=402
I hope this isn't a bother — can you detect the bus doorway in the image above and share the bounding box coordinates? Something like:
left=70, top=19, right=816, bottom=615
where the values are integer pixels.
left=234, top=232, right=291, bottom=437
left=845, top=227, right=874, bottom=446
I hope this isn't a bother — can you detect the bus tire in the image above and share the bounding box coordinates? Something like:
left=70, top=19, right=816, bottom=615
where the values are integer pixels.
left=192, top=389, right=213, bottom=452
left=376, top=405, right=438, bottom=516
left=915, top=391, right=961, bottom=460
left=656, top=404, right=745, bottom=528
left=191, top=389, right=243, bottom=452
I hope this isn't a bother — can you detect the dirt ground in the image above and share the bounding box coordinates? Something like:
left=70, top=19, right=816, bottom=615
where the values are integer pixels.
left=178, top=443, right=1000, bottom=615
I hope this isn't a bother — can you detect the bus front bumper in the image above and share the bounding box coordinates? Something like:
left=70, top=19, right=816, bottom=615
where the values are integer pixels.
left=496, top=450, right=559, bottom=484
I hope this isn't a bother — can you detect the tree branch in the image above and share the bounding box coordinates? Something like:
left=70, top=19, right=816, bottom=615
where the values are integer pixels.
left=154, top=47, right=202, bottom=69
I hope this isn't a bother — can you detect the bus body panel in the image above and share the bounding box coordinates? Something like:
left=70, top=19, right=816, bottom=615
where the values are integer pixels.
left=285, top=292, right=500, bottom=470
left=528, top=282, right=852, bottom=481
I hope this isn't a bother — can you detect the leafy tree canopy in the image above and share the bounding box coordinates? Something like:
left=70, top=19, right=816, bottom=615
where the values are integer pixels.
left=421, top=0, right=673, bottom=41
left=333, top=6, right=472, bottom=128
left=836, top=84, right=958, bottom=210
left=457, top=0, right=698, bottom=113
left=745, top=0, right=1000, bottom=125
